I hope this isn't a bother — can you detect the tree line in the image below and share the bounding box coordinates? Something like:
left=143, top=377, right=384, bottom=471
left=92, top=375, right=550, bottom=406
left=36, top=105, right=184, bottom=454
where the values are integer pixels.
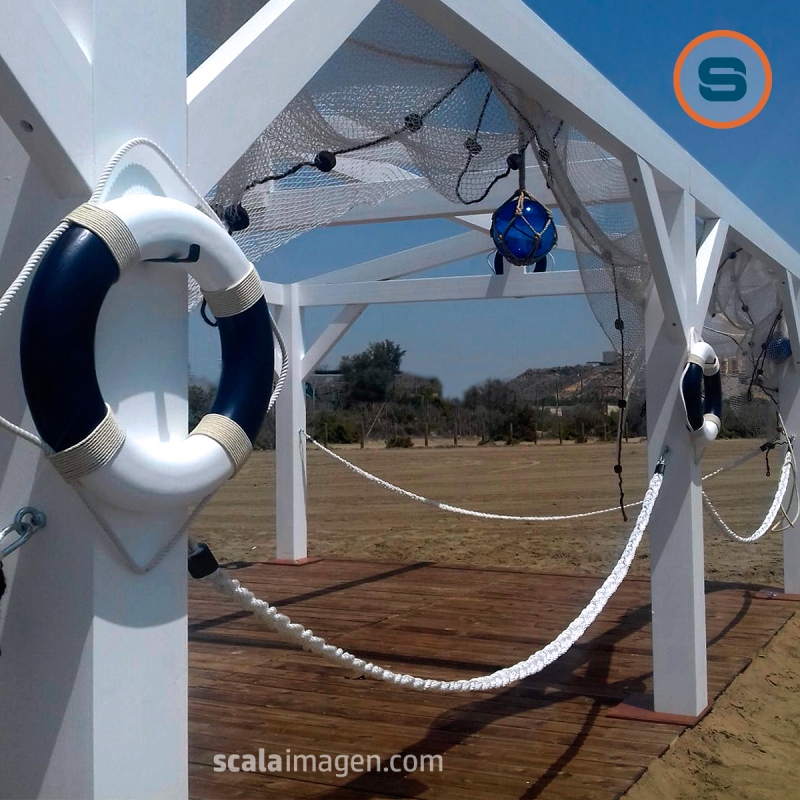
left=189, top=339, right=771, bottom=449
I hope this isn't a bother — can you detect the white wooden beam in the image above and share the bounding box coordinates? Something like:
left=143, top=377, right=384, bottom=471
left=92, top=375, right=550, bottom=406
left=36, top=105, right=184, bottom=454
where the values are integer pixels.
left=0, top=0, right=92, bottom=196
left=645, top=289, right=707, bottom=716
left=625, top=157, right=686, bottom=338
left=297, top=270, right=585, bottom=307
left=1, top=2, right=192, bottom=796
left=301, top=230, right=490, bottom=286
left=302, top=304, right=367, bottom=379
left=261, top=279, right=285, bottom=306
left=400, top=0, right=800, bottom=279
left=693, top=219, right=729, bottom=330
left=187, top=0, right=381, bottom=192
left=643, top=194, right=714, bottom=715
left=781, top=273, right=800, bottom=373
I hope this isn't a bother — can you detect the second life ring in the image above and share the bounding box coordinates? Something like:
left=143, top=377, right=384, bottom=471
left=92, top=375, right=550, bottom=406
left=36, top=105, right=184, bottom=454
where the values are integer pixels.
left=680, top=340, right=722, bottom=444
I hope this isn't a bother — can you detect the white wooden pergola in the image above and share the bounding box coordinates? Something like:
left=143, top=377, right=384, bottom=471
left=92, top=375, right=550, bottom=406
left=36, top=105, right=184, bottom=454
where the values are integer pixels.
left=1, top=1, right=799, bottom=796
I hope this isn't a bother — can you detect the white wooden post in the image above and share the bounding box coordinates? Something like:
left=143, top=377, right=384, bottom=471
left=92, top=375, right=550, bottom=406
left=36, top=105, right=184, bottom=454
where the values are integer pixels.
left=779, top=273, right=800, bottom=593
left=644, top=302, right=708, bottom=716
left=0, top=2, right=190, bottom=797
left=630, top=161, right=708, bottom=717
left=275, top=283, right=309, bottom=562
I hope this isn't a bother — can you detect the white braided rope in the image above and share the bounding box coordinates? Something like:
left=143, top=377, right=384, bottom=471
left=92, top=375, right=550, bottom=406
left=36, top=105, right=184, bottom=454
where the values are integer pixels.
left=305, top=434, right=643, bottom=521
left=200, top=469, right=662, bottom=692
left=703, top=448, right=794, bottom=543
left=307, top=434, right=780, bottom=524
left=269, top=317, right=288, bottom=415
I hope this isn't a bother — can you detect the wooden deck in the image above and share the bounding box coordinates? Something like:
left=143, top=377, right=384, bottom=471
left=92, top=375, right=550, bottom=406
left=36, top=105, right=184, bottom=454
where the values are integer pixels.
left=188, top=560, right=798, bottom=799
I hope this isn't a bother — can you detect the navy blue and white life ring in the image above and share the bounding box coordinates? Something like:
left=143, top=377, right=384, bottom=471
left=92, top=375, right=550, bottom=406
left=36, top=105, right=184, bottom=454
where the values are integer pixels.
left=680, top=341, right=722, bottom=444
left=20, top=195, right=273, bottom=511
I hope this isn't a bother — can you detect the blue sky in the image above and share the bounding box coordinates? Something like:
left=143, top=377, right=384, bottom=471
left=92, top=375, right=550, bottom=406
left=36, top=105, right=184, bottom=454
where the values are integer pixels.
left=190, top=0, right=800, bottom=398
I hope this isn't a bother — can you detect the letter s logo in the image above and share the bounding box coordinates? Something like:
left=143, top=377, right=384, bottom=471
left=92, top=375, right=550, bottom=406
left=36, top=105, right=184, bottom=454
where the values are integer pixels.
left=698, top=57, right=747, bottom=101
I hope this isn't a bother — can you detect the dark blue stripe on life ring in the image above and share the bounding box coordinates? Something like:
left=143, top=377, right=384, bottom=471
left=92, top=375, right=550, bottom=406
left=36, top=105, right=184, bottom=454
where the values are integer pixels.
left=211, top=296, right=274, bottom=443
left=682, top=363, right=705, bottom=432
left=682, top=362, right=723, bottom=432
left=704, top=371, right=722, bottom=420
left=20, top=226, right=119, bottom=451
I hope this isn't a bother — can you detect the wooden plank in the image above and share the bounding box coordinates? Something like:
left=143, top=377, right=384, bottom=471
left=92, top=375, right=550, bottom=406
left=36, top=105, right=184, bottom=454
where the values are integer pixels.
left=188, top=561, right=796, bottom=799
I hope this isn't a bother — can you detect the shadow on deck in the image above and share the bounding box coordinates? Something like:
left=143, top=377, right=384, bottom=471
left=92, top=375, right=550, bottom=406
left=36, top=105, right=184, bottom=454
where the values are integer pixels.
left=188, top=560, right=797, bottom=799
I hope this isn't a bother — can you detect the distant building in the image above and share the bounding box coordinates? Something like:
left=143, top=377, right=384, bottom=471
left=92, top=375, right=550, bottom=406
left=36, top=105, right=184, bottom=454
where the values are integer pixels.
left=720, top=357, right=747, bottom=376
left=602, top=350, right=621, bottom=365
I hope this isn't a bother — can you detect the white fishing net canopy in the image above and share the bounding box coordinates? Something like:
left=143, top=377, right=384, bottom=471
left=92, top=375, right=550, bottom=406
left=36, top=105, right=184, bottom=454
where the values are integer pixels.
left=187, top=0, right=788, bottom=438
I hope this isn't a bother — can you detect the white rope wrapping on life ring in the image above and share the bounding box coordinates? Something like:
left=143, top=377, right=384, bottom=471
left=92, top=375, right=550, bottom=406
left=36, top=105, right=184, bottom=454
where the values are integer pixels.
left=190, top=414, right=252, bottom=473
left=47, top=405, right=125, bottom=482
left=64, top=203, right=140, bottom=270
left=703, top=447, right=795, bottom=543
left=198, top=467, right=663, bottom=692
left=203, top=266, right=263, bottom=318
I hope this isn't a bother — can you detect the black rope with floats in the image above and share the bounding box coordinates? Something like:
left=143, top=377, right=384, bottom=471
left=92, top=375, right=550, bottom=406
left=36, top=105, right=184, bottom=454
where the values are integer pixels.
left=242, top=61, right=484, bottom=193
left=610, top=256, right=629, bottom=521
left=747, top=310, right=784, bottom=406
left=216, top=61, right=537, bottom=226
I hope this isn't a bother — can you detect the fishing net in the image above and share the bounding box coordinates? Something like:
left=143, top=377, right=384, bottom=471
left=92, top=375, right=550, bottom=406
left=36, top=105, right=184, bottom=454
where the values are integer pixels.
left=194, top=0, right=788, bottom=443
left=704, top=245, right=787, bottom=437
left=203, top=1, right=650, bottom=394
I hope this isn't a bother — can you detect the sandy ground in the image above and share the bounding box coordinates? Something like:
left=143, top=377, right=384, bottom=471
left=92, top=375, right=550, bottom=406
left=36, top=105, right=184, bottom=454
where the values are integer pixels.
left=192, top=438, right=799, bottom=798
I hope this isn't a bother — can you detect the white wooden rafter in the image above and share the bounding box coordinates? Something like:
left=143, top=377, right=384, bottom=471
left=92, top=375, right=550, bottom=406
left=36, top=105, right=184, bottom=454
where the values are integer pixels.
left=624, top=156, right=686, bottom=338
left=302, top=304, right=367, bottom=379
left=694, top=219, right=729, bottom=330
left=301, top=230, right=490, bottom=286
left=187, top=0, right=382, bottom=192
left=296, top=269, right=585, bottom=307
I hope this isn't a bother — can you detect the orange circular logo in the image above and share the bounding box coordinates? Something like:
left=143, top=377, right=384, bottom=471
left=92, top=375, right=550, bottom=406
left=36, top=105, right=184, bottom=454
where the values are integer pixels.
left=673, top=31, right=771, bottom=128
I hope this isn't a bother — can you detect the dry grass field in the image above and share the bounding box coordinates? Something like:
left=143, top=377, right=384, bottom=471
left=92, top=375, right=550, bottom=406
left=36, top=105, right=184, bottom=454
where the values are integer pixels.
left=191, top=438, right=800, bottom=798
left=195, top=438, right=789, bottom=587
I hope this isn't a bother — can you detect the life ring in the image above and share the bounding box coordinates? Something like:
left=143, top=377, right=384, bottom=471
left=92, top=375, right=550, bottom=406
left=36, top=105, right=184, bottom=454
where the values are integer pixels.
left=19, top=195, right=273, bottom=512
left=680, top=341, right=722, bottom=443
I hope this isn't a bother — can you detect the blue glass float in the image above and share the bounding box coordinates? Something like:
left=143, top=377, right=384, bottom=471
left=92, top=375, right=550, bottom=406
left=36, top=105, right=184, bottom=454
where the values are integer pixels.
left=490, top=190, right=557, bottom=267
left=766, top=336, right=792, bottom=364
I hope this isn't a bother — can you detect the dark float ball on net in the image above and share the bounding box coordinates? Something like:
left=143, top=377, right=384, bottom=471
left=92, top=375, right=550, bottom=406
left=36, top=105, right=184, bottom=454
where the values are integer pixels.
left=490, top=190, right=557, bottom=267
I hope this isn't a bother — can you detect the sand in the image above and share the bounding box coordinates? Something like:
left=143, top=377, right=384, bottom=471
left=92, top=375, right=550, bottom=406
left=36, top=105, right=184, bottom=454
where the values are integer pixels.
left=624, top=612, right=800, bottom=800
left=192, top=437, right=799, bottom=798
